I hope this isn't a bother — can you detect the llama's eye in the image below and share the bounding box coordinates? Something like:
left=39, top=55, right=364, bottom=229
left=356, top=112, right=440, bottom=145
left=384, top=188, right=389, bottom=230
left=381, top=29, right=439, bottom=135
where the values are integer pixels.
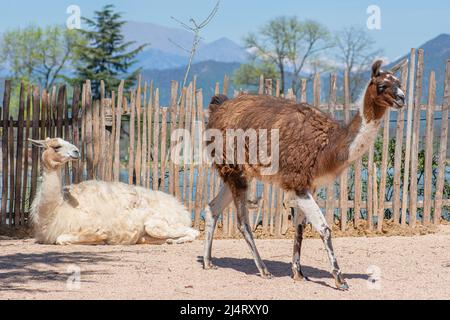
left=54, top=146, right=62, bottom=150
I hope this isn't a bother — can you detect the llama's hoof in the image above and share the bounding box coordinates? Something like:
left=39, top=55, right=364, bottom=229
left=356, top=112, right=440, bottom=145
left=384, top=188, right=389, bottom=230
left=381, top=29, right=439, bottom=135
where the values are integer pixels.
left=336, top=281, right=349, bottom=291
left=203, top=261, right=218, bottom=270
left=261, top=270, right=273, bottom=279
left=292, top=273, right=309, bottom=282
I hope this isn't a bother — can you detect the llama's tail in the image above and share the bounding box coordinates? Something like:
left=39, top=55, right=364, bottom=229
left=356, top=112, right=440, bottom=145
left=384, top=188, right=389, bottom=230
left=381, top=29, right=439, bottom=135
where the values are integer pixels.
left=208, top=94, right=229, bottom=114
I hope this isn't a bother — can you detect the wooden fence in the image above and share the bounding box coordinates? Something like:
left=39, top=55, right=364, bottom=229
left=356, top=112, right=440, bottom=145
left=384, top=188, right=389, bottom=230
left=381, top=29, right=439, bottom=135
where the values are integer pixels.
left=0, top=48, right=449, bottom=237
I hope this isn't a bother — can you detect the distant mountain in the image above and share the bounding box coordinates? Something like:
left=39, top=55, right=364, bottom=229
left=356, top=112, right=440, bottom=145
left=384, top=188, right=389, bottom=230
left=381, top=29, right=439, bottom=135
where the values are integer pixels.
left=141, top=60, right=241, bottom=106
left=388, top=34, right=450, bottom=104
left=124, top=21, right=248, bottom=70
left=136, top=49, right=187, bottom=70
left=196, top=37, right=249, bottom=63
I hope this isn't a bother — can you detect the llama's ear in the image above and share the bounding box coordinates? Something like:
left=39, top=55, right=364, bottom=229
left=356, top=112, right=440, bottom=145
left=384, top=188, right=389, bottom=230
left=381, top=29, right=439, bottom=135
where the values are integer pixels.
left=372, top=60, right=383, bottom=78
left=29, top=139, right=48, bottom=149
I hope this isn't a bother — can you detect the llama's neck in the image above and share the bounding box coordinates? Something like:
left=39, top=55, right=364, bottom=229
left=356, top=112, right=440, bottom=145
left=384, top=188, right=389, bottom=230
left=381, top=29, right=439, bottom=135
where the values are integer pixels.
left=346, top=89, right=387, bottom=164
left=31, top=168, right=63, bottom=226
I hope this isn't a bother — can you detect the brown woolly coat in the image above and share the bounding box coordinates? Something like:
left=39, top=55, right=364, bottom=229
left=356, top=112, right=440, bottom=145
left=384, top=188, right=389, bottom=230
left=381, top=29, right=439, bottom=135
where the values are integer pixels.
left=207, top=94, right=363, bottom=194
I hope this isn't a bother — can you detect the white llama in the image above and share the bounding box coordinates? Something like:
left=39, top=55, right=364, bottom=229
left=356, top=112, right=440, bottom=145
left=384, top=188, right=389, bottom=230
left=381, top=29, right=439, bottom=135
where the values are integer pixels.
left=30, top=137, right=199, bottom=245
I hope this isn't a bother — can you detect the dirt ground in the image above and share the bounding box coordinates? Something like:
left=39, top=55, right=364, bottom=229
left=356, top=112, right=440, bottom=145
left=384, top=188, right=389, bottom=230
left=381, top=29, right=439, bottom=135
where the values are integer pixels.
left=1, top=226, right=449, bottom=300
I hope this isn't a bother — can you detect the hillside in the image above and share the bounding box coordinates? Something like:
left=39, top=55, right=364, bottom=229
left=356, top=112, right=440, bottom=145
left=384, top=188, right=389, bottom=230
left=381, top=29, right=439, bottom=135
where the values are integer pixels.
left=388, top=34, right=450, bottom=104
left=141, top=60, right=241, bottom=106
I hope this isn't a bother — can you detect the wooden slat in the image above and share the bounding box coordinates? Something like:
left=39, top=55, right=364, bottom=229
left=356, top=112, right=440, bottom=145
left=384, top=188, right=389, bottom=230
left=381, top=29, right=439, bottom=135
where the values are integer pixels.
left=182, top=84, right=193, bottom=203
left=223, top=74, right=229, bottom=96
left=168, top=81, right=179, bottom=195
left=409, top=49, right=424, bottom=227
left=13, top=84, right=25, bottom=226
left=326, top=74, right=337, bottom=225
left=174, top=88, right=186, bottom=201
left=373, top=163, right=379, bottom=232
left=92, top=100, right=101, bottom=178
left=434, top=60, right=450, bottom=223
left=72, top=86, right=80, bottom=183
left=128, top=91, right=136, bottom=185
left=423, top=71, right=436, bottom=225
left=300, top=79, right=307, bottom=103
left=79, top=84, right=86, bottom=182
left=8, top=116, right=15, bottom=225
left=188, top=85, right=197, bottom=213
left=98, top=98, right=106, bottom=180
left=194, top=90, right=205, bottom=229
left=401, top=49, right=417, bottom=226
left=392, top=64, right=409, bottom=223
left=63, top=86, right=70, bottom=184
left=367, top=145, right=375, bottom=230
left=141, top=82, right=148, bottom=187
left=21, top=87, right=32, bottom=223
left=50, top=86, right=57, bottom=138
left=377, top=101, right=391, bottom=231
left=135, top=77, right=142, bottom=186
left=84, top=82, right=94, bottom=180
left=339, top=70, right=350, bottom=231
left=258, top=75, right=264, bottom=95
left=29, top=86, right=41, bottom=207
left=160, top=108, right=168, bottom=192
left=109, top=93, right=116, bottom=182
left=113, top=81, right=124, bottom=182
left=152, top=89, right=160, bottom=190
left=146, top=82, right=154, bottom=188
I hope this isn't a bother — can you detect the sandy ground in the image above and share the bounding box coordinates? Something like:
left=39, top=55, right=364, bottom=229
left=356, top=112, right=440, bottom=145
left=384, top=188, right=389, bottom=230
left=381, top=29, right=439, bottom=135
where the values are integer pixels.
left=1, top=226, right=450, bottom=300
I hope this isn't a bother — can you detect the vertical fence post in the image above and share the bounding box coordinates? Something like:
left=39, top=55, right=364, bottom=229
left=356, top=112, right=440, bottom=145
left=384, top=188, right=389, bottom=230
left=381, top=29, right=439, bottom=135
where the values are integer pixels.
left=434, top=60, right=450, bottom=223
left=401, top=49, right=417, bottom=226
left=423, top=71, right=436, bottom=225
left=113, top=81, right=124, bottom=182
left=13, top=84, right=25, bottom=226
left=29, top=86, right=41, bottom=208
left=339, top=70, right=350, bottom=231
left=128, top=91, right=136, bottom=185
left=392, top=63, right=409, bottom=224
left=409, top=49, right=424, bottom=227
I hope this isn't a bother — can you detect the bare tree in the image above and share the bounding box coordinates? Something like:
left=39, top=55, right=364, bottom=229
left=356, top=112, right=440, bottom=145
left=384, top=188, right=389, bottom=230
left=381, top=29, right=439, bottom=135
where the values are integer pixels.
left=335, top=26, right=383, bottom=100
left=244, top=17, right=331, bottom=95
left=170, top=0, right=220, bottom=90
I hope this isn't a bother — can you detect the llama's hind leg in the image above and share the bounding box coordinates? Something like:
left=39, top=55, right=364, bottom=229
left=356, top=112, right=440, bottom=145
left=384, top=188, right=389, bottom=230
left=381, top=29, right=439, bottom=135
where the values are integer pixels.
left=230, top=179, right=272, bottom=279
left=203, top=185, right=233, bottom=269
left=56, top=231, right=107, bottom=245
left=291, top=208, right=308, bottom=281
left=295, top=192, right=348, bottom=290
left=144, top=218, right=199, bottom=244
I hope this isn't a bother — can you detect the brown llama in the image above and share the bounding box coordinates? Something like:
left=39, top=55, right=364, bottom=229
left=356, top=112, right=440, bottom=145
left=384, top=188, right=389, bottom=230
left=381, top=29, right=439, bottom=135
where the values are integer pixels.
left=202, top=61, right=405, bottom=290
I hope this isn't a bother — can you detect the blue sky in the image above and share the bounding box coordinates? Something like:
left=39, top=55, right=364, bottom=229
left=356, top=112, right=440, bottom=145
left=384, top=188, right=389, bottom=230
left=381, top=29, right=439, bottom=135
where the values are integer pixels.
left=1, top=0, right=449, bottom=60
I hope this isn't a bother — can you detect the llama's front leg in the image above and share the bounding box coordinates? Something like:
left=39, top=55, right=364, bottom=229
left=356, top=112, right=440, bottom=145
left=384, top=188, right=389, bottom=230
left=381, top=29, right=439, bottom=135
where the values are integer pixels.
left=291, top=208, right=307, bottom=281
left=203, top=185, right=233, bottom=269
left=295, top=192, right=349, bottom=290
left=56, top=232, right=107, bottom=245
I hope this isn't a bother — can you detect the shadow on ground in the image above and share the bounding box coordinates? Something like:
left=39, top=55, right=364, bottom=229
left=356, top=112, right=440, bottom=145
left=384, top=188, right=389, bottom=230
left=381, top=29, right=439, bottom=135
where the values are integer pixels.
left=0, top=250, right=115, bottom=292
left=197, top=256, right=368, bottom=289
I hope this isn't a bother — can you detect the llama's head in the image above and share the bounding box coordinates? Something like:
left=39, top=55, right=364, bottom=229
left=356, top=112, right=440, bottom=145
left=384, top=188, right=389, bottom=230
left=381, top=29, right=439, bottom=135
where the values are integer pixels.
left=369, top=60, right=406, bottom=110
left=29, top=138, right=80, bottom=170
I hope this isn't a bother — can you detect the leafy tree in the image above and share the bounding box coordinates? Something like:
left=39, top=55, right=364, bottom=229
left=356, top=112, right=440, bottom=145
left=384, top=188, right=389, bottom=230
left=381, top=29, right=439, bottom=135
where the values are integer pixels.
left=74, top=4, right=147, bottom=97
left=0, top=25, right=83, bottom=89
left=244, top=16, right=332, bottom=95
left=233, top=60, right=278, bottom=92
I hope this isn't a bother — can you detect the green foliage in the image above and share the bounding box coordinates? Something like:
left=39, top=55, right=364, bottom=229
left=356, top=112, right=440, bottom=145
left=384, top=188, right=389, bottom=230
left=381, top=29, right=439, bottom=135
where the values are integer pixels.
left=232, top=61, right=278, bottom=92
left=73, top=4, right=147, bottom=98
left=0, top=25, right=84, bottom=89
